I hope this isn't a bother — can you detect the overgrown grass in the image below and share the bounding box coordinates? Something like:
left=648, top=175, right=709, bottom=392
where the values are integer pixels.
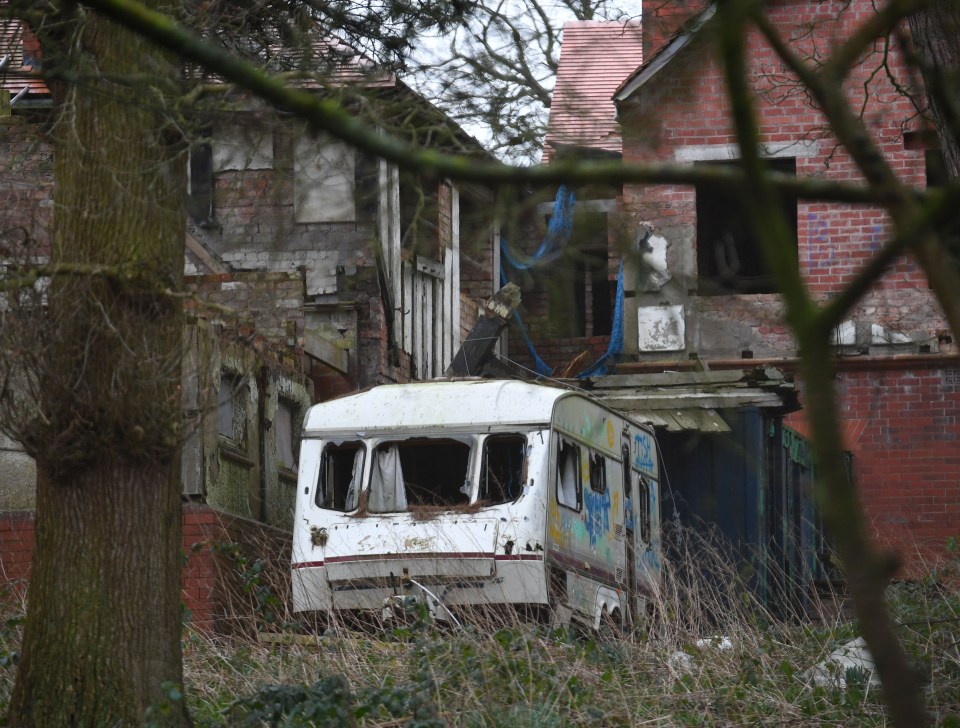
left=0, top=530, right=957, bottom=726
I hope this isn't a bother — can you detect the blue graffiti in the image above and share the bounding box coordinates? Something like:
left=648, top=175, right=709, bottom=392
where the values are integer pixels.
left=634, top=433, right=654, bottom=472
left=583, top=487, right=611, bottom=547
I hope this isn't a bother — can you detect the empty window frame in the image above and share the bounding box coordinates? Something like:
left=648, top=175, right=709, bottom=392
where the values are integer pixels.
left=695, top=158, right=797, bottom=295
left=399, top=172, right=441, bottom=261
left=556, top=437, right=582, bottom=511
left=187, top=140, right=214, bottom=224
left=480, top=434, right=527, bottom=504
left=548, top=209, right=613, bottom=337
left=573, top=248, right=613, bottom=337
left=217, top=373, right=246, bottom=445
left=588, top=450, right=607, bottom=494
left=316, top=441, right=365, bottom=512
left=369, top=438, right=471, bottom=512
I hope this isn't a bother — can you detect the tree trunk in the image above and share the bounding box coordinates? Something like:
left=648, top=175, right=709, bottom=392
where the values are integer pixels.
left=908, top=3, right=960, bottom=179
left=8, top=5, right=190, bottom=726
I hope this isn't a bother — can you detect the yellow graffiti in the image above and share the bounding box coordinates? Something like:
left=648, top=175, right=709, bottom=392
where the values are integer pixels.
left=606, top=419, right=615, bottom=449
left=548, top=500, right=566, bottom=544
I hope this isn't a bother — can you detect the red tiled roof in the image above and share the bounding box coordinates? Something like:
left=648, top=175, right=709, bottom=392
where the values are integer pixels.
left=543, top=20, right=643, bottom=163
left=0, top=19, right=393, bottom=100
left=0, top=20, right=49, bottom=97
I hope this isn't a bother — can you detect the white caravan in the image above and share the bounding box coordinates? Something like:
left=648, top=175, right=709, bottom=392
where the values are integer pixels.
left=291, top=379, right=662, bottom=629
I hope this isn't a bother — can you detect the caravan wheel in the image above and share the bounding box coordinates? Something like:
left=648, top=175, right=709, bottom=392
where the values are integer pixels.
left=597, top=607, right=623, bottom=642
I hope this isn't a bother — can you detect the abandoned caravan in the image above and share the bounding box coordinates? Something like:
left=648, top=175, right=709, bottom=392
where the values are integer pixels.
left=291, top=379, right=662, bottom=630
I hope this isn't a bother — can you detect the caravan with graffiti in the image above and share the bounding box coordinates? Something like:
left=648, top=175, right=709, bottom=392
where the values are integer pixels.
left=291, top=379, right=662, bottom=630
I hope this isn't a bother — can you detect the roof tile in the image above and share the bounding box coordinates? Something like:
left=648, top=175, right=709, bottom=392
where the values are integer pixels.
left=544, top=20, right=643, bottom=162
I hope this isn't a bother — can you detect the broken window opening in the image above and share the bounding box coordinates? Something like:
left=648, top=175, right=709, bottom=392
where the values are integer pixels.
left=480, top=434, right=527, bottom=504
left=548, top=209, right=613, bottom=337
left=695, top=158, right=797, bottom=295
left=588, top=450, right=607, bottom=494
left=557, top=437, right=582, bottom=511
left=369, top=438, right=471, bottom=512
left=187, top=139, right=214, bottom=225
left=316, top=441, right=365, bottom=512
left=399, top=172, right=441, bottom=262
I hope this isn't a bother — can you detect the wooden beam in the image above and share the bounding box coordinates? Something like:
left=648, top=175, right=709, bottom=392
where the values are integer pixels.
left=445, top=283, right=521, bottom=377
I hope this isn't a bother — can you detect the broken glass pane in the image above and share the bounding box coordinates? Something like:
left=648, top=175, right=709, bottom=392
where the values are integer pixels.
left=369, top=438, right=471, bottom=511
left=480, top=435, right=526, bottom=503
left=317, top=441, right=364, bottom=511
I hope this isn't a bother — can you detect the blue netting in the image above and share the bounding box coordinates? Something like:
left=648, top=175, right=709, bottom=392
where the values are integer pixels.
left=576, top=259, right=624, bottom=378
left=500, top=185, right=625, bottom=379
left=500, top=185, right=576, bottom=271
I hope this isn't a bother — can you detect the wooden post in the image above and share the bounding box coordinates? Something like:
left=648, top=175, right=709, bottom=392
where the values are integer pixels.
left=445, top=283, right=521, bottom=377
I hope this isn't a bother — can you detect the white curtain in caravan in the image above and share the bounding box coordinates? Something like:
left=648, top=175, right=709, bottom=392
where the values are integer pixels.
left=558, top=438, right=579, bottom=509
left=368, top=445, right=407, bottom=512
left=344, top=448, right=364, bottom=511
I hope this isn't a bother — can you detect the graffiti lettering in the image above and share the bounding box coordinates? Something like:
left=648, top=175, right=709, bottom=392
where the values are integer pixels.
left=634, top=433, right=654, bottom=472
left=583, top=487, right=612, bottom=547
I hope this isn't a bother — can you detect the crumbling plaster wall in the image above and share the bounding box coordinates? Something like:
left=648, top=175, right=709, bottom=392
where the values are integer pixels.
left=180, top=316, right=311, bottom=530
left=190, top=116, right=432, bottom=389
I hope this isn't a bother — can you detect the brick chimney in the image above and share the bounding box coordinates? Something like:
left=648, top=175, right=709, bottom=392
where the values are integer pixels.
left=643, top=0, right=710, bottom=59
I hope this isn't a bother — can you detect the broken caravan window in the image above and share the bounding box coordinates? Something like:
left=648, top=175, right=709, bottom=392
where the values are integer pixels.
left=557, top=437, right=582, bottom=511
left=637, top=475, right=651, bottom=545
left=588, top=450, right=607, bottom=494
left=316, top=441, right=365, bottom=512
left=369, top=438, right=471, bottom=512
left=479, top=434, right=527, bottom=504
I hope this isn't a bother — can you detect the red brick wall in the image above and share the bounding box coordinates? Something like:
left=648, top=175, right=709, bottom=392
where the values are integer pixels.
left=642, top=0, right=710, bottom=59
left=1, top=505, right=291, bottom=635
left=0, top=512, right=35, bottom=594
left=611, top=0, right=957, bottom=564
left=621, top=2, right=933, bottom=307
left=786, top=362, right=960, bottom=570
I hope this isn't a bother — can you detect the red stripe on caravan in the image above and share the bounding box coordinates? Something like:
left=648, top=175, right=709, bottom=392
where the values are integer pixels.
left=324, top=552, right=494, bottom=563
left=494, top=554, right=544, bottom=561
left=294, top=553, right=544, bottom=568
